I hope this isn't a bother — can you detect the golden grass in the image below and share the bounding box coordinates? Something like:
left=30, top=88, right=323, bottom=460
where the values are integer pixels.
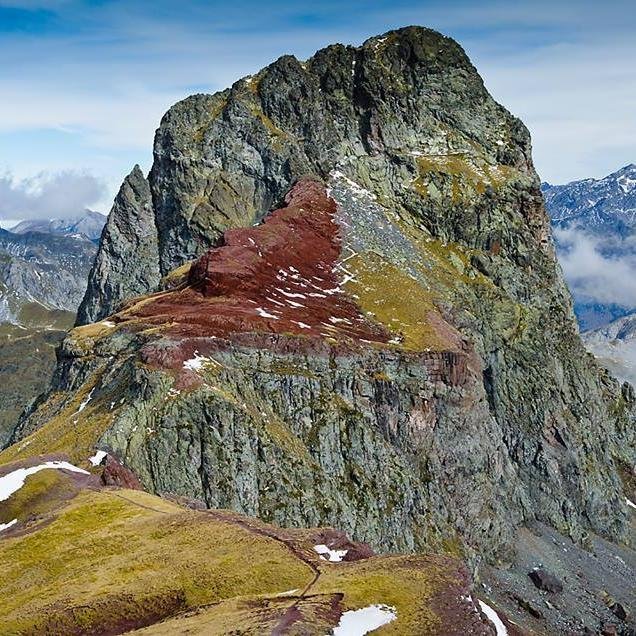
left=0, top=489, right=313, bottom=634
left=0, top=381, right=113, bottom=467
left=345, top=251, right=457, bottom=352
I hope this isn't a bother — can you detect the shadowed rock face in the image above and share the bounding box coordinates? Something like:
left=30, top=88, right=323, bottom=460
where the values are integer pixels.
left=9, top=25, right=635, bottom=588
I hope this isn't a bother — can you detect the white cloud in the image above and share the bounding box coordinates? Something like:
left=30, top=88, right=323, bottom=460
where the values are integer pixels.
left=554, top=227, right=636, bottom=308
left=0, top=170, right=107, bottom=220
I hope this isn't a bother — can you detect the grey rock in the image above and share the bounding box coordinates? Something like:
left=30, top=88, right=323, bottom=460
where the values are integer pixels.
left=529, top=568, right=564, bottom=593
left=76, top=165, right=160, bottom=325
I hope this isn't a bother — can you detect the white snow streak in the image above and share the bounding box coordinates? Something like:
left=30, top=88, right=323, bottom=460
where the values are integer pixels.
left=626, top=498, right=636, bottom=510
left=88, top=450, right=108, bottom=467
left=478, top=600, right=508, bottom=636
left=256, top=307, right=279, bottom=319
left=75, top=388, right=95, bottom=414
left=0, top=461, right=89, bottom=502
left=0, top=519, right=18, bottom=534
left=314, top=544, right=348, bottom=562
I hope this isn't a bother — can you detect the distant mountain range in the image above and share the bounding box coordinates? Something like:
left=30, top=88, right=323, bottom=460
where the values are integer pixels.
left=543, top=163, right=636, bottom=236
left=544, top=164, right=636, bottom=386
left=543, top=164, right=636, bottom=331
left=0, top=222, right=98, bottom=446
left=583, top=310, right=636, bottom=386
left=0, top=227, right=97, bottom=323
left=9, top=209, right=106, bottom=242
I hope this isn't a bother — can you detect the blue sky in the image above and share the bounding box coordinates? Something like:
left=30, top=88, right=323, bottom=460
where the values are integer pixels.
left=0, top=0, right=635, bottom=220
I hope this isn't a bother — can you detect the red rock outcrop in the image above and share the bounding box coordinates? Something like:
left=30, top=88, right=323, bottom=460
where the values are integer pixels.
left=127, top=179, right=390, bottom=347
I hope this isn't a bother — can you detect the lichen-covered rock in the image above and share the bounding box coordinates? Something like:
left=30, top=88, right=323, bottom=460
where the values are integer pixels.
left=76, top=165, right=159, bottom=325
left=7, top=25, right=635, bottom=579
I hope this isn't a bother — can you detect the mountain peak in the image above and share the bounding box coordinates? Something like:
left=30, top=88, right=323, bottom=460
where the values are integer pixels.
left=9, top=210, right=106, bottom=241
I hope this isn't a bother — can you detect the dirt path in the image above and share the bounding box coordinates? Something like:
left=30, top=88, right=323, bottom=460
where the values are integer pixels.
left=101, top=489, right=328, bottom=634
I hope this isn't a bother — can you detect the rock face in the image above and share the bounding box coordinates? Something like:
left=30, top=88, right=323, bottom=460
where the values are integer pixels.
left=11, top=25, right=635, bottom=576
left=76, top=165, right=160, bottom=325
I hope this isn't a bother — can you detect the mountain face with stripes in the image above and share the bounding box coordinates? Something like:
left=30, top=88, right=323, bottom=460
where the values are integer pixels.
left=2, top=26, right=634, bottom=635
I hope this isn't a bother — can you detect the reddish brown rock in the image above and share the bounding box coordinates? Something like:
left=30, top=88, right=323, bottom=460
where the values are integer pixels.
left=127, top=179, right=391, bottom=350
left=100, top=455, right=142, bottom=490
left=309, top=528, right=375, bottom=562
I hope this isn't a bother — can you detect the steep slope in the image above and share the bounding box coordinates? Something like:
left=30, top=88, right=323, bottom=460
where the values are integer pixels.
left=5, top=25, right=636, bottom=634
left=11, top=209, right=107, bottom=242
left=543, top=165, right=636, bottom=330
left=76, top=165, right=159, bottom=325
left=0, top=321, right=71, bottom=449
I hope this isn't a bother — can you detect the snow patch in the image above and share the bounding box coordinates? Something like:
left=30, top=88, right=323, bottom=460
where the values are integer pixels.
left=0, top=519, right=18, bottom=534
left=618, top=175, right=636, bottom=194
left=75, top=388, right=95, bottom=414
left=277, top=288, right=306, bottom=299
left=88, top=450, right=108, bottom=466
left=314, top=544, right=348, bottom=562
left=478, top=600, right=508, bottom=636
left=0, top=461, right=89, bottom=502
left=331, top=604, right=397, bottom=635
left=183, top=352, right=207, bottom=371
left=626, top=498, right=636, bottom=510
left=256, top=307, right=280, bottom=319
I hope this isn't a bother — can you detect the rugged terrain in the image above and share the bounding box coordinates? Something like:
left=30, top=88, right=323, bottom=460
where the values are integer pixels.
left=0, top=227, right=96, bottom=321
left=583, top=311, right=636, bottom=386
left=0, top=454, right=505, bottom=635
left=10, top=209, right=106, bottom=242
left=544, top=164, right=636, bottom=236
left=2, top=25, right=635, bottom=634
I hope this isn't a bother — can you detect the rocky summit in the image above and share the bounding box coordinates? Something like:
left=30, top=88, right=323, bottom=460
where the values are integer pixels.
left=2, top=26, right=635, bottom=635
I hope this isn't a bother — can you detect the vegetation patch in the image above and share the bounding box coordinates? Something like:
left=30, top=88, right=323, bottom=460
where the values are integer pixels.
left=345, top=251, right=459, bottom=352
left=0, top=489, right=313, bottom=634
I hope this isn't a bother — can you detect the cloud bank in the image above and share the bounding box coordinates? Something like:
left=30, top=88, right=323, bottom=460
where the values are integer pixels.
left=554, top=227, right=636, bottom=308
left=0, top=171, right=107, bottom=220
